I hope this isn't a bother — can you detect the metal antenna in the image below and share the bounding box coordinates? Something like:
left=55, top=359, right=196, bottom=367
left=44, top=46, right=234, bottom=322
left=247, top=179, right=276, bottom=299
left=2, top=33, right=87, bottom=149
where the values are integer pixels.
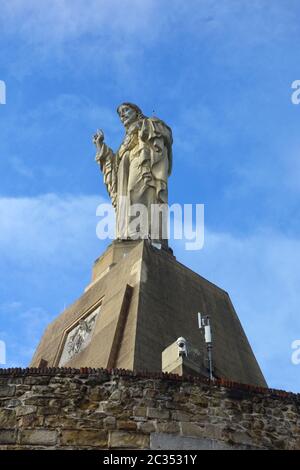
left=197, top=312, right=214, bottom=381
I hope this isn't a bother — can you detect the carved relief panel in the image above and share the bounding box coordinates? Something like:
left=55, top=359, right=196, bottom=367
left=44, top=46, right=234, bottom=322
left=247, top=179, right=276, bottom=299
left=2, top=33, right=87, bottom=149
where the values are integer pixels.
left=58, top=306, right=101, bottom=366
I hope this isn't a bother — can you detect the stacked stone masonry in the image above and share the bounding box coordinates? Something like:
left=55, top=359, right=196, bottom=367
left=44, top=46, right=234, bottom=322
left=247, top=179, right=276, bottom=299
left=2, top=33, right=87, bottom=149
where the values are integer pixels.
left=0, top=368, right=299, bottom=450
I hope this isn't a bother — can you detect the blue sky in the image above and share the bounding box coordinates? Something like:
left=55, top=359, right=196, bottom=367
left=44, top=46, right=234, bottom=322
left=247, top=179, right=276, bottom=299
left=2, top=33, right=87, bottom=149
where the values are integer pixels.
left=0, top=0, right=300, bottom=391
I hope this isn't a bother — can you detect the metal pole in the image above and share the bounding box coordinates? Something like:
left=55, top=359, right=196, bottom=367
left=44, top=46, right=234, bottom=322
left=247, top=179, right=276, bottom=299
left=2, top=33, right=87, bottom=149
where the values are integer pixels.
left=207, top=343, right=213, bottom=381
left=197, top=312, right=214, bottom=381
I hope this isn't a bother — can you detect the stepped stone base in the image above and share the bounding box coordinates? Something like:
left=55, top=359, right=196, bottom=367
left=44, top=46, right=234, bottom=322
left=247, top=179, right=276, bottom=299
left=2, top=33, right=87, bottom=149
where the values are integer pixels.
left=30, top=240, right=266, bottom=387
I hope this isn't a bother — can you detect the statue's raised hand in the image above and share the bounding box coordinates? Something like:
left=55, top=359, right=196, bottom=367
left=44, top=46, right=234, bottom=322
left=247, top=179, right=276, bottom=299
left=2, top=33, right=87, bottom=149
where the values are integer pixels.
left=93, top=129, right=105, bottom=151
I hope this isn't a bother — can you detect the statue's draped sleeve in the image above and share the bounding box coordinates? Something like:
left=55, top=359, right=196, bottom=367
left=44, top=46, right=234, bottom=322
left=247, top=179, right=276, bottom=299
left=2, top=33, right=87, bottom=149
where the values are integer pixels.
left=96, top=143, right=118, bottom=208
left=138, top=117, right=173, bottom=204
left=96, top=116, right=172, bottom=211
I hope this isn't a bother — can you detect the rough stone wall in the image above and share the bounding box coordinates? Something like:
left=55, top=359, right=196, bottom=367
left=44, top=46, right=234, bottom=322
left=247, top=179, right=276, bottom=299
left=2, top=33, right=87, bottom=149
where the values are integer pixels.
left=0, top=368, right=299, bottom=450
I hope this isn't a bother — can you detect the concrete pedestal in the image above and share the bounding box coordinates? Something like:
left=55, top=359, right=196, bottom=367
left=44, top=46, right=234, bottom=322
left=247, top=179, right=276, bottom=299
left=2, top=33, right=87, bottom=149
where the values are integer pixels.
left=31, top=240, right=266, bottom=387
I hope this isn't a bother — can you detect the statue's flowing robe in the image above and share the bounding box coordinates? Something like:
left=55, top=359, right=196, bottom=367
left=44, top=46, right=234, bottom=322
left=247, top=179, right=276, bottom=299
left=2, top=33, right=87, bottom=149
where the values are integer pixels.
left=97, top=117, right=172, bottom=240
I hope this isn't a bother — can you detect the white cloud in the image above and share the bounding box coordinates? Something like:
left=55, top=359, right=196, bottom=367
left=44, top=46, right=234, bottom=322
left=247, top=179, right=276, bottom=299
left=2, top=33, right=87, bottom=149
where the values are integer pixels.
left=1, top=0, right=296, bottom=46
left=0, top=0, right=159, bottom=80
left=0, top=193, right=109, bottom=367
left=0, top=302, right=53, bottom=367
left=0, top=193, right=109, bottom=268
left=0, top=0, right=156, bottom=42
left=1, top=0, right=297, bottom=81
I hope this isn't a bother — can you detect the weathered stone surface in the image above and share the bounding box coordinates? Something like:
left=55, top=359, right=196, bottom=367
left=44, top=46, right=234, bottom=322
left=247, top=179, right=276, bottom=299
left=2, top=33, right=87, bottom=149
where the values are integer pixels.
left=0, top=386, right=15, bottom=397
left=103, top=416, right=116, bottom=430
left=150, top=433, right=254, bottom=450
left=0, top=409, right=16, bottom=428
left=60, top=430, right=107, bottom=447
left=180, top=421, right=204, bottom=438
left=109, top=390, right=122, bottom=401
left=117, top=420, right=137, bottom=431
left=202, top=424, right=224, bottom=440
left=171, top=410, right=191, bottom=421
left=5, top=398, right=21, bottom=408
left=109, top=431, right=149, bottom=449
left=147, top=407, right=169, bottom=420
left=18, top=415, right=44, bottom=428
left=0, top=430, right=17, bottom=444
left=133, top=406, right=147, bottom=417
left=24, top=376, right=50, bottom=386
left=37, top=406, right=60, bottom=416
left=20, top=429, right=57, bottom=446
left=0, top=370, right=299, bottom=450
left=16, top=405, right=37, bottom=417
left=137, top=421, right=156, bottom=433
left=230, top=431, right=256, bottom=446
left=156, top=421, right=180, bottom=434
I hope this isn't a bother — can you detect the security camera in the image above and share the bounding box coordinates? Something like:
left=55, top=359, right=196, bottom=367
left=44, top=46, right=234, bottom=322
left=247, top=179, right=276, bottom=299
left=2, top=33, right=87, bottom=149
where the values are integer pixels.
left=176, top=337, right=188, bottom=357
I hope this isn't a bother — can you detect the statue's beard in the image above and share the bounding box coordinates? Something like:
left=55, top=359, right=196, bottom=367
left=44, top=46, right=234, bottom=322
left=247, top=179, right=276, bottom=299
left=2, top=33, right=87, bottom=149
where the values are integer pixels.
left=123, top=117, right=139, bottom=132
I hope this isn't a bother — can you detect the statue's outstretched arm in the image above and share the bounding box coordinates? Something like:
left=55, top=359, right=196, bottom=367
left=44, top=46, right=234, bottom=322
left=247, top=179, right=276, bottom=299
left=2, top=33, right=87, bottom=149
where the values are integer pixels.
left=93, top=129, right=117, bottom=207
left=93, top=129, right=115, bottom=165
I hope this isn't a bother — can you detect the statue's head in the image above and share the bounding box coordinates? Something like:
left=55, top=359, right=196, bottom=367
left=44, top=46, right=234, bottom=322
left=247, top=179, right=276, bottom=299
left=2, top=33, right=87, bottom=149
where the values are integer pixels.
left=117, top=102, right=144, bottom=128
